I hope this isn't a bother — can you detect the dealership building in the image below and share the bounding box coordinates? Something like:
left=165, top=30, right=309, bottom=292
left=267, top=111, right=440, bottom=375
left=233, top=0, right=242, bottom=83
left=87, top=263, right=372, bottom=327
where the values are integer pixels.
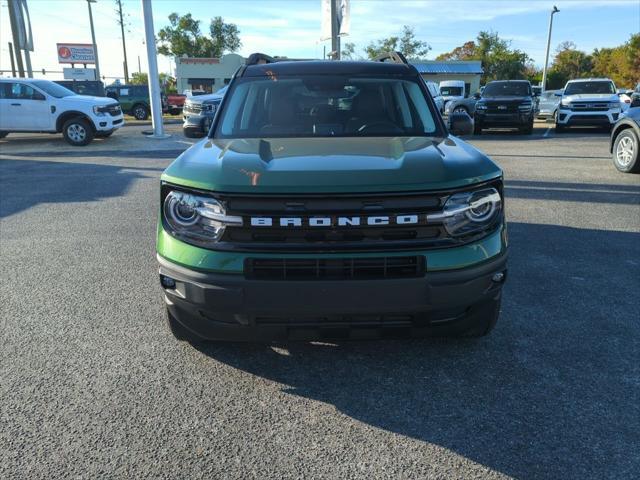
left=412, top=61, right=484, bottom=95
left=175, top=53, right=245, bottom=94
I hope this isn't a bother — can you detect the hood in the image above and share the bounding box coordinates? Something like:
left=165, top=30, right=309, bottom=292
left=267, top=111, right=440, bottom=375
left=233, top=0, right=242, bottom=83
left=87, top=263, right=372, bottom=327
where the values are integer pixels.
left=442, top=95, right=464, bottom=103
left=186, top=93, right=223, bottom=104
left=64, top=95, right=118, bottom=105
left=563, top=93, right=618, bottom=102
left=161, top=136, right=502, bottom=194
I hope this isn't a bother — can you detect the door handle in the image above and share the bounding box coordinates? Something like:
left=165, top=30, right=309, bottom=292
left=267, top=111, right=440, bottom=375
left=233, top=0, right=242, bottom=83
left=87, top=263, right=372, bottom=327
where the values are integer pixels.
left=10, top=103, right=21, bottom=106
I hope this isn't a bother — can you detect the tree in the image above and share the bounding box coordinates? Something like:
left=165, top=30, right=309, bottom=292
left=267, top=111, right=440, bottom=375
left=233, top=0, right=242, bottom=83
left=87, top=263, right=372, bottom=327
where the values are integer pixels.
left=365, top=26, right=430, bottom=60
left=434, top=31, right=530, bottom=83
left=130, top=72, right=148, bottom=85
left=548, top=41, right=593, bottom=88
left=157, top=13, right=241, bottom=58
left=591, top=33, right=640, bottom=87
left=341, top=42, right=357, bottom=60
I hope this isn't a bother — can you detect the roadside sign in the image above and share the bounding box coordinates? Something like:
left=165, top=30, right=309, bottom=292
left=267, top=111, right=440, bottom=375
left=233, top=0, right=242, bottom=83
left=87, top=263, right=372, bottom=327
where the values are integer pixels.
left=57, top=43, right=96, bottom=64
left=62, top=68, right=97, bottom=80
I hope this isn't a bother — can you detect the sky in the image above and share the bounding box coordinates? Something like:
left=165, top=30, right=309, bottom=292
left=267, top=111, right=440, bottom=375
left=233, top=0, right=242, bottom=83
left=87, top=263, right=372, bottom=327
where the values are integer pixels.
left=0, top=0, right=638, bottom=82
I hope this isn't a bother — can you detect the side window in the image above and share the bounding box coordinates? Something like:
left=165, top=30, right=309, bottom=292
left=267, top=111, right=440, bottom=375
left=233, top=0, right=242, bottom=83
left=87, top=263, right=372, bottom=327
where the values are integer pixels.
left=120, top=88, right=129, bottom=97
left=11, top=83, right=35, bottom=99
left=0, top=83, right=10, bottom=99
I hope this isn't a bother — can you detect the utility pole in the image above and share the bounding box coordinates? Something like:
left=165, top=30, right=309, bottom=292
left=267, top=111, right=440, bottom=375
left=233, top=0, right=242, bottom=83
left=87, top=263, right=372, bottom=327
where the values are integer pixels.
left=87, top=0, right=101, bottom=81
left=7, top=0, right=25, bottom=77
left=141, top=0, right=167, bottom=138
left=541, top=5, right=560, bottom=92
left=116, top=0, right=129, bottom=82
left=8, top=42, right=17, bottom=77
left=330, top=0, right=340, bottom=60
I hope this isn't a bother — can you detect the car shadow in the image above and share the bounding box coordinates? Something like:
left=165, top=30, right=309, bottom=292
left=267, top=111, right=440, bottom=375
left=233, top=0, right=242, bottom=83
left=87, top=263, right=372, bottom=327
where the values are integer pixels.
left=505, top=179, right=640, bottom=205
left=194, top=222, right=640, bottom=479
left=0, top=158, right=154, bottom=218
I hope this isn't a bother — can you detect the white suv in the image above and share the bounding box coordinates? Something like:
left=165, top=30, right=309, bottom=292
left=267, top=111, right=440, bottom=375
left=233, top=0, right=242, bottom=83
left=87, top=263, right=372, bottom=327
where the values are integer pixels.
left=0, top=78, right=124, bottom=146
left=556, top=78, right=621, bottom=132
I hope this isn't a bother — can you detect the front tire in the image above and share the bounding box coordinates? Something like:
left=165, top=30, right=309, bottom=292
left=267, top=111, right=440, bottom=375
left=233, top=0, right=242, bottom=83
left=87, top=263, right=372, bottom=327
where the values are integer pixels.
left=62, top=117, right=94, bottom=146
left=613, top=128, right=640, bottom=173
left=520, top=122, right=533, bottom=135
left=473, top=121, right=483, bottom=135
left=555, top=122, right=565, bottom=133
left=133, top=104, right=149, bottom=120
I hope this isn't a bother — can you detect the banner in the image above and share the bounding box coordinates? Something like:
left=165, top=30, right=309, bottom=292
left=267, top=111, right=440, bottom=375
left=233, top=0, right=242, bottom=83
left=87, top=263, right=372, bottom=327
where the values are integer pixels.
left=320, top=0, right=350, bottom=41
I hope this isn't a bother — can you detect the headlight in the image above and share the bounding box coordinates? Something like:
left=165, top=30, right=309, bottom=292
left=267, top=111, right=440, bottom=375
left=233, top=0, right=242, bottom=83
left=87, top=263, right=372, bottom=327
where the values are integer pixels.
left=518, top=102, right=532, bottom=111
left=163, top=190, right=242, bottom=246
left=427, top=188, right=502, bottom=237
left=93, top=105, right=108, bottom=115
left=203, top=103, right=218, bottom=113
left=475, top=103, right=487, bottom=110
left=559, top=101, right=571, bottom=109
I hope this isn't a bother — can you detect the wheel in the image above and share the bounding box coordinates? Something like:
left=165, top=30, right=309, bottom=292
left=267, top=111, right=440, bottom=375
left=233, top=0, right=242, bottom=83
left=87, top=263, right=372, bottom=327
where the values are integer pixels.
left=555, top=122, right=565, bottom=133
left=95, top=131, right=114, bottom=138
left=612, top=128, right=640, bottom=173
left=452, top=106, right=468, bottom=115
left=183, top=128, right=204, bottom=139
left=165, top=308, right=203, bottom=344
left=62, top=117, right=94, bottom=146
left=169, top=108, right=181, bottom=116
left=0, top=131, right=8, bottom=139
left=552, top=110, right=558, bottom=122
left=473, top=121, right=483, bottom=135
left=132, top=104, right=149, bottom=120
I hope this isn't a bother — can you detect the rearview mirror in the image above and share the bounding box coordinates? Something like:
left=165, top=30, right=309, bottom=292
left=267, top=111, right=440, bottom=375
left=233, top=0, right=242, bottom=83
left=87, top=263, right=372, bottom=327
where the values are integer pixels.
left=449, top=111, right=473, bottom=136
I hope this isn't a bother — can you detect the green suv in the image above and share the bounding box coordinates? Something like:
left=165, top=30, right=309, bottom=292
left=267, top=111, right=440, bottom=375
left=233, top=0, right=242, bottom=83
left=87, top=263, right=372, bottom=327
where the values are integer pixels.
left=105, top=84, right=165, bottom=120
left=157, top=54, right=508, bottom=343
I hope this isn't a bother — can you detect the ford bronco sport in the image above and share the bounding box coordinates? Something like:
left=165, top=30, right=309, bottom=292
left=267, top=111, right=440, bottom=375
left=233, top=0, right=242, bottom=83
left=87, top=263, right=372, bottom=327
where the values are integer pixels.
left=157, top=53, right=508, bottom=343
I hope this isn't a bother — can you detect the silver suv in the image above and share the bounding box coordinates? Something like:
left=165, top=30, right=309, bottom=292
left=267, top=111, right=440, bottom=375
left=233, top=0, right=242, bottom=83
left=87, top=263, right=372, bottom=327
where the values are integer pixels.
left=556, top=78, right=621, bottom=132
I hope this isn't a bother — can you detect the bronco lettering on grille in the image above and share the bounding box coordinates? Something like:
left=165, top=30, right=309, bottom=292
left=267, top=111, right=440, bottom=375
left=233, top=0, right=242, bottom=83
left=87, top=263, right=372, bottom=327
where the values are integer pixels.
left=250, top=215, right=425, bottom=227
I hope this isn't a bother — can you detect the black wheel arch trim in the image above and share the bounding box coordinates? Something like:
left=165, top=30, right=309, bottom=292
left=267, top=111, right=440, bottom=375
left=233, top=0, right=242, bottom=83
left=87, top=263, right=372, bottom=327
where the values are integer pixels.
left=56, top=111, right=96, bottom=132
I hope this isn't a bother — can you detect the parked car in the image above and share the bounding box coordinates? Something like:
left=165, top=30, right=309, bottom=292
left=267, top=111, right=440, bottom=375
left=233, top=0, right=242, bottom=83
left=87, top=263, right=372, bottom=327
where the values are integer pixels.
left=166, top=93, right=186, bottom=115
left=105, top=84, right=166, bottom=120
left=473, top=80, right=535, bottom=134
left=55, top=80, right=105, bottom=97
left=443, top=92, right=480, bottom=117
left=556, top=78, right=621, bottom=132
left=182, top=86, right=228, bottom=138
left=439, top=80, right=466, bottom=112
left=158, top=53, right=507, bottom=344
left=631, top=83, right=640, bottom=107
left=610, top=106, right=640, bottom=173
left=0, top=78, right=123, bottom=146
left=425, top=80, right=444, bottom=113
left=536, top=89, right=562, bottom=121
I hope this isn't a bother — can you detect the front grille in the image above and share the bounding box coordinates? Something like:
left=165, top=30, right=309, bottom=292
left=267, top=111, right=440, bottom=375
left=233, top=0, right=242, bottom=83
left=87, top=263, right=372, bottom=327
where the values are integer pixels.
left=570, top=102, right=610, bottom=111
left=568, top=114, right=609, bottom=121
left=245, top=256, right=425, bottom=280
left=486, top=105, right=519, bottom=113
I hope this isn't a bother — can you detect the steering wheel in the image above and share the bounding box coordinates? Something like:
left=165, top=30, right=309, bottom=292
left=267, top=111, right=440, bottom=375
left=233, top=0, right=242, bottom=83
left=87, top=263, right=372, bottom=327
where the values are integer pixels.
left=357, top=121, right=402, bottom=134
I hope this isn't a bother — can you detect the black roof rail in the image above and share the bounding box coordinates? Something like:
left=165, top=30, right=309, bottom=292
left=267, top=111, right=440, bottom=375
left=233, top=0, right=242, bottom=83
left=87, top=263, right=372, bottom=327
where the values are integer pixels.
left=372, top=51, right=409, bottom=65
left=246, top=52, right=277, bottom=66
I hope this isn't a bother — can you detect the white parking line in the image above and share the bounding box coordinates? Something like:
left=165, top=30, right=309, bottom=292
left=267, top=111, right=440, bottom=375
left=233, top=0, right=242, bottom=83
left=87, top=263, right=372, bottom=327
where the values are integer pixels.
left=543, top=126, right=553, bottom=138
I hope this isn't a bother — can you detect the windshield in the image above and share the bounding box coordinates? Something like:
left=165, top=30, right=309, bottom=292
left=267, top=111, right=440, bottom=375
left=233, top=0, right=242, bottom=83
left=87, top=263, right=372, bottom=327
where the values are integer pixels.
left=483, top=82, right=530, bottom=97
left=564, top=81, right=615, bottom=95
left=440, top=86, right=463, bottom=96
left=215, top=75, right=438, bottom=138
left=32, top=80, right=75, bottom=98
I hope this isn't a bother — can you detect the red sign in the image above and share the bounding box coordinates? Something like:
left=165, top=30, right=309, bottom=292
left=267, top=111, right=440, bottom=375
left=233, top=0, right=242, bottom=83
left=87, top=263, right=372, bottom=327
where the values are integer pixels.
left=56, top=43, right=95, bottom=64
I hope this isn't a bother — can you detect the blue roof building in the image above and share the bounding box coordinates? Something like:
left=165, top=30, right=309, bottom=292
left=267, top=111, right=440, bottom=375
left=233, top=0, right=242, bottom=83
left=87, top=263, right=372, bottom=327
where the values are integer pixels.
left=411, top=60, right=484, bottom=95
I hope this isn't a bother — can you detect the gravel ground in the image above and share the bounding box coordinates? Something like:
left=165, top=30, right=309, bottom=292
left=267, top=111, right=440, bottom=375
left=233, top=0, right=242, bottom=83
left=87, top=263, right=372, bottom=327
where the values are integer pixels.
left=1, top=123, right=639, bottom=479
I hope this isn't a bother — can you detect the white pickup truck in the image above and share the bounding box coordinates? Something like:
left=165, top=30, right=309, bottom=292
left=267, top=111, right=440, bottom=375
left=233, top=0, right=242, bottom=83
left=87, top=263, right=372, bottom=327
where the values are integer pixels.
left=0, top=78, right=124, bottom=146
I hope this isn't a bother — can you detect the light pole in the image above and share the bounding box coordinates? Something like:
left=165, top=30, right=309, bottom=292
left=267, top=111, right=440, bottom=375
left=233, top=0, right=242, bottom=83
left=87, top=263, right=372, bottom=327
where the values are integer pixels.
left=141, top=0, right=168, bottom=138
left=86, top=0, right=101, bottom=80
left=541, top=5, right=560, bottom=92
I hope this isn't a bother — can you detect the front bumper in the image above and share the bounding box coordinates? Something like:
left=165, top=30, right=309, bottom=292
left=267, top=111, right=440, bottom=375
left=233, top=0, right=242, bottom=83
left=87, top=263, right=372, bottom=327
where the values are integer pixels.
left=475, top=111, right=533, bottom=127
left=93, top=114, right=124, bottom=131
left=157, top=228, right=508, bottom=341
left=183, top=111, right=214, bottom=133
left=557, top=109, right=620, bottom=126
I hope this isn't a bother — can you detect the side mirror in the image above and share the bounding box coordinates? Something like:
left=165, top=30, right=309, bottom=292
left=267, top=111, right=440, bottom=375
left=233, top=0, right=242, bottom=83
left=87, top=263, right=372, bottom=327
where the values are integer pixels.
left=473, top=92, right=481, bottom=99
left=449, top=111, right=473, bottom=136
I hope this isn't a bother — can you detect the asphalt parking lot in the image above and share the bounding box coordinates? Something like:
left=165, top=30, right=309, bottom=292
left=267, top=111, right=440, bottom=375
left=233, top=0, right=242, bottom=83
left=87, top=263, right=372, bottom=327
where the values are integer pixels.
left=1, top=122, right=639, bottom=479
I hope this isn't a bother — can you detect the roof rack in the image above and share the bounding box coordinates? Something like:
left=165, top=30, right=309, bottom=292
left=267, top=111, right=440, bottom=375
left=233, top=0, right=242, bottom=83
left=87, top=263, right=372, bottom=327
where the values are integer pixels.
left=372, top=51, right=409, bottom=65
left=246, top=52, right=277, bottom=66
